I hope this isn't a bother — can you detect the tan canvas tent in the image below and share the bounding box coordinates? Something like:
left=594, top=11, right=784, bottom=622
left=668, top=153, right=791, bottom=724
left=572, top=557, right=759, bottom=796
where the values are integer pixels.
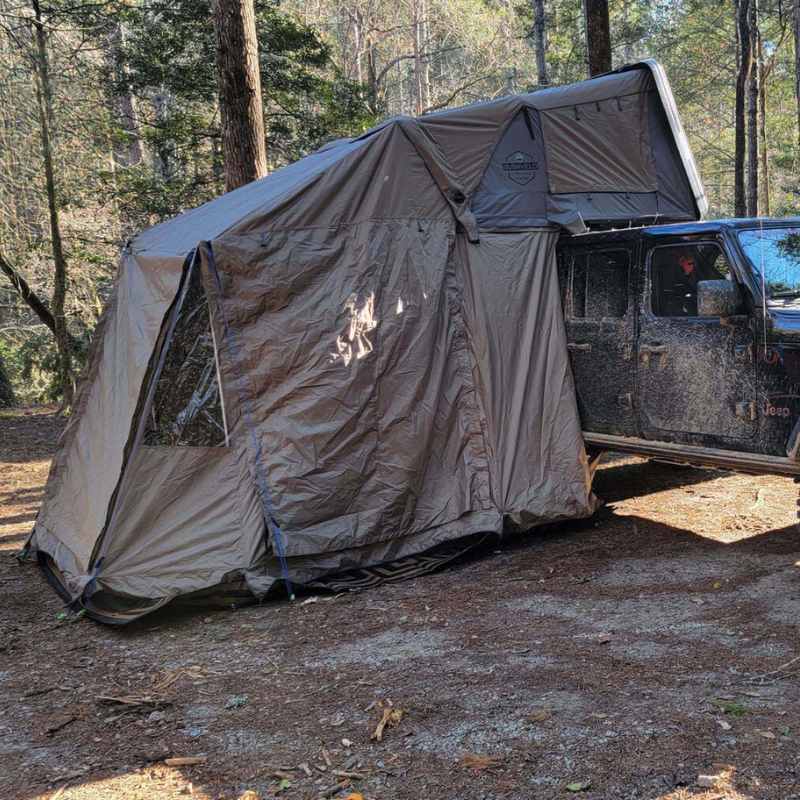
left=27, top=61, right=706, bottom=622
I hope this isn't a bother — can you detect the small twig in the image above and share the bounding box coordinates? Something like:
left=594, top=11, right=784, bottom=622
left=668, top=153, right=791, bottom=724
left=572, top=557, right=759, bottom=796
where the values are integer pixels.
left=96, top=694, right=170, bottom=708
left=23, top=686, right=59, bottom=698
left=46, top=715, right=78, bottom=736
left=332, top=769, right=365, bottom=779
left=746, top=654, right=800, bottom=683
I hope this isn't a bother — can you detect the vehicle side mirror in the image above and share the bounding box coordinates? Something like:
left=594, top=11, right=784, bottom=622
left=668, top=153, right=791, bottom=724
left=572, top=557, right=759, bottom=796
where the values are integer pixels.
left=697, top=279, right=742, bottom=318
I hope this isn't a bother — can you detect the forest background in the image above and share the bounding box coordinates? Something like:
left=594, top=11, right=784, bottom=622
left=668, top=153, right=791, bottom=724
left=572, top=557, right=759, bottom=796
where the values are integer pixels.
left=0, top=0, right=798, bottom=405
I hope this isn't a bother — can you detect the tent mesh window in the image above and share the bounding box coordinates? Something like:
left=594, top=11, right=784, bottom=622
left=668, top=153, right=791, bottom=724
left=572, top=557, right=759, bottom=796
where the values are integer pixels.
left=143, top=266, right=227, bottom=447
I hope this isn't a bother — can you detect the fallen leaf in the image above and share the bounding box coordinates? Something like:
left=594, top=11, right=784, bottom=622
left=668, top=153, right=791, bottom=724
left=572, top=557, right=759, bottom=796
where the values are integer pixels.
left=371, top=703, right=404, bottom=741
left=526, top=709, right=552, bottom=723
left=238, top=792, right=261, bottom=800
left=717, top=719, right=732, bottom=731
left=459, top=754, right=504, bottom=773
left=566, top=780, right=591, bottom=792
left=758, top=730, right=776, bottom=739
left=345, top=794, right=364, bottom=800
left=276, top=778, right=291, bottom=791
left=164, top=756, right=207, bottom=767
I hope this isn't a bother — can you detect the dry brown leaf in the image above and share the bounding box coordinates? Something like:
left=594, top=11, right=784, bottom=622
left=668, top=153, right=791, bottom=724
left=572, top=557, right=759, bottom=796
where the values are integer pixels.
left=371, top=704, right=404, bottom=741
left=459, top=754, right=504, bottom=773
left=526, top=708, right=552, bottom=723
left=164, top=756, right=207, bottom=767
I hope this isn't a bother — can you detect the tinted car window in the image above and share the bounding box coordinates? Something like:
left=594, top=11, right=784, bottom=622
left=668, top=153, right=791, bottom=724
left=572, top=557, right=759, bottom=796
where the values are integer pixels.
left=651, top=243, right=731, bottom=317
left=570, top=249, right=629, bottom=320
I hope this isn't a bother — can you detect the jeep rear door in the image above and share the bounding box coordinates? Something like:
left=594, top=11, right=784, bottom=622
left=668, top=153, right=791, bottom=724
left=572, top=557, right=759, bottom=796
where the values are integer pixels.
left=559, top=241, right=637, bottom=436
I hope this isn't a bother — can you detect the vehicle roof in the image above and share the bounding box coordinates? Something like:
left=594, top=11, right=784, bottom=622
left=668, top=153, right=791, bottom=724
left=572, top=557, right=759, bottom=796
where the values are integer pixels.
left=641, top=217, right=800, bottom=235
left=563, top=217, right=800, bottom=243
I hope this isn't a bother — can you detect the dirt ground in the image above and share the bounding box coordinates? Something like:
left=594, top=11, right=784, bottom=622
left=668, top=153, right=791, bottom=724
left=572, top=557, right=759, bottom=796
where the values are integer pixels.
left=2, top=408, right=800, bottom=800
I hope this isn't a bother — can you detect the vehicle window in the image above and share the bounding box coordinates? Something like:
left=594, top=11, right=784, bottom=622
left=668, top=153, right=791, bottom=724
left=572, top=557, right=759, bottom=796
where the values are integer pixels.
left=738, top=226, right=800, bottom=303
left=650, top=243, right=731, bottom=318
left=570, top=249, right=629, bottom=320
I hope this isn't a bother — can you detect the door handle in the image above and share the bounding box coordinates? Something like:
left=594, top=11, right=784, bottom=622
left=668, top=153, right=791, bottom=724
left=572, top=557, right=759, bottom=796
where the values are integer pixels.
left=567, top=342, right=591, bottom=352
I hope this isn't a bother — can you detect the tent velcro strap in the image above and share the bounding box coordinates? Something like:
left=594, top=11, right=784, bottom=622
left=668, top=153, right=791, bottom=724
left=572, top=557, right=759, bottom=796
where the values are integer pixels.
left=397, top=117, right=480, bottom=243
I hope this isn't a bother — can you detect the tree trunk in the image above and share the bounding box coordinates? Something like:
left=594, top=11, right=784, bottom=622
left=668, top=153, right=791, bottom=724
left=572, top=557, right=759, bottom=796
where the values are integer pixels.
left=106, top=23, right=144, bottom=169
left=412, top=0, right=424, bottom=115
left=758, top=30, right=770, bottom=216
left=794, top=0, right=800, bottom=154
left=365, top=34, right=380, bottom=115
left=746, top=0, right=759, bottom=216
left=734, top=0, right=752, bottom=217
left=352, top=10, right=363, bottom=85
left=621, top=0, right=634, bottom=63
left=0, top=247, right=58, bottom=336
left=421, top=0, right=431, bottom=111
left=584, top=0, right=612, bottom=77
left=532, top=0, right=549, bottom=86
left=151, top=90, right=176, bottom=181
left=0, top=355, right=14, bottom=408
left=212, top=0, right=268, bottom=192
left=31, top=0, right=74, bottom=407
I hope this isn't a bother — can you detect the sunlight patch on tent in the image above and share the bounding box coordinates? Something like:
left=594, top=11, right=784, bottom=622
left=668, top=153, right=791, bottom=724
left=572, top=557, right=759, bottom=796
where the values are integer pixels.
left=332, top=292, right=378, bottom=367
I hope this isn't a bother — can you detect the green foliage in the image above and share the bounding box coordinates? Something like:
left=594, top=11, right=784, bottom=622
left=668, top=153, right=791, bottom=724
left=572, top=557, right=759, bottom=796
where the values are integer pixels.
left=0, top=330, right=60, bottom=405
left=0, top=328, right=91, bottom=406
left=104, top=0, right=377, bottom=225
left=715, top=699, right=749, bottom=717
left=1, top=0, right=800, bottom=403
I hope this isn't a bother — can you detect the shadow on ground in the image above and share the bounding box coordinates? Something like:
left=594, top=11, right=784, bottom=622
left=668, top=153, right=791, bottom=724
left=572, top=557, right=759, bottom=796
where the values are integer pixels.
left=2, top=411, right=799, bottom=799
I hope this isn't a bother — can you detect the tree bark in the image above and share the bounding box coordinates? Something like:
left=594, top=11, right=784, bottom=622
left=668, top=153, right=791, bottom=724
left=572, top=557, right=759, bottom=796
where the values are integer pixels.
left=106, top=23, right=144, bottom=169
left=365, top=34, right=380, bottom=115
left=31, top=0, right=74, bottom=406
left=412, top=0, right=424, bottom=115
left=746, top=0, right=759, bottom=216
left=421, top=0, right=431, bottom=111
left=734, top=0, right=752, bottom=217
left=212, top=0, right=268, bottom=192
left=584, top=0, right=612, bottom=77
left=0, top=355, right=14, bottom=408
left=532, top=0, right=549, bottom=86
left=758, top=30, right=770, bottom=216
left=794, top=0, right=800, bottom=154
left=0, top=247, right=58, bottom=336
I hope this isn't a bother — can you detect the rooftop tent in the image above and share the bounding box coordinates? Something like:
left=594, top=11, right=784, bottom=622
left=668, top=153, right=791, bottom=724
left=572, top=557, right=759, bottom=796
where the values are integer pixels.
left=28, top=60, right=706, bottom=622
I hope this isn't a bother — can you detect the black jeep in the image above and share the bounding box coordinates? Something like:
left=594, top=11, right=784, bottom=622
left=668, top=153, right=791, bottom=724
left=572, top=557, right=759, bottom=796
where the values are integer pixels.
left=557, top=217, right=800, bottom=476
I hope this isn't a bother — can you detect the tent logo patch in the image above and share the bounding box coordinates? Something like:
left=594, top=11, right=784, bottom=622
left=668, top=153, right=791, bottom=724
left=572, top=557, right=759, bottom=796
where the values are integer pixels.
left=502, top=151, right=538, bottom=185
